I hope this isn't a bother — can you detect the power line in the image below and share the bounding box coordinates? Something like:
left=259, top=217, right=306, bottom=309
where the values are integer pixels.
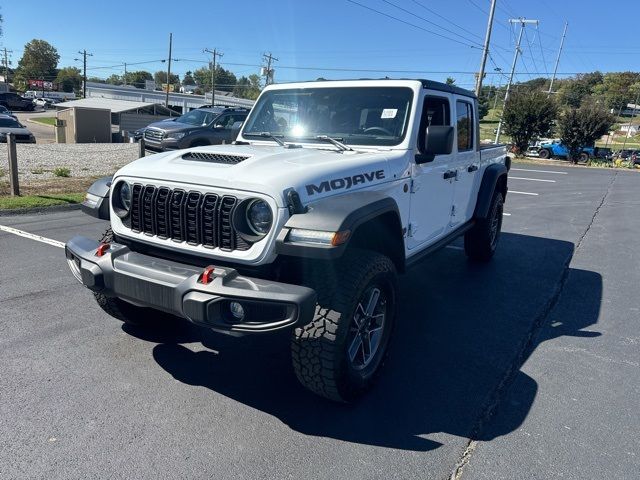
left=536, top=24, right=550, bottom=77
left=346, top=0, right=479, bottom=49
left=409, top=0, right=484, bottom=42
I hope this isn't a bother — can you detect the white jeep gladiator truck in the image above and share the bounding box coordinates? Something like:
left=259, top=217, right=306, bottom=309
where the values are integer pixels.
left=66, top=79, right=509, bottom=402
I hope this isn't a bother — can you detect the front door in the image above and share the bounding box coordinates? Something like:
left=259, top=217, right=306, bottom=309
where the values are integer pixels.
left=407, top=94, right=456, bottom=249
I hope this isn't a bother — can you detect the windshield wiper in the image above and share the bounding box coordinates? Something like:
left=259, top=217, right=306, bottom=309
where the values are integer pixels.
left=244, top=132, right=286, bottom=147
left=314, top=135, right=353, bottom=151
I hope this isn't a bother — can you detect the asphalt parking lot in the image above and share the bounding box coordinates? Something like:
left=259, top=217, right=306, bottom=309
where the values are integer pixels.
left=1, top=163, right=638, bottom=479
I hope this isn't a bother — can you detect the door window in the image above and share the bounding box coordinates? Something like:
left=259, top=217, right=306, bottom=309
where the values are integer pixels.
left=418, top=96, right=450, bottom=153
left=456, top=101, right=474, bottom=151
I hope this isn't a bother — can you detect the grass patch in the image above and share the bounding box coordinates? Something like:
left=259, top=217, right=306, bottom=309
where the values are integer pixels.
left=53, top=167, right=71, bottom=177
left=0, top=192, right=85, bottom=210
left=30, top=116, right=56, bottom=126
left=31, top=168, right=45, bottom=174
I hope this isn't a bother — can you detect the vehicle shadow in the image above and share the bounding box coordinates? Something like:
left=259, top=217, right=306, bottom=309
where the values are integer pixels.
left=123, top=232, right=602, bottom=452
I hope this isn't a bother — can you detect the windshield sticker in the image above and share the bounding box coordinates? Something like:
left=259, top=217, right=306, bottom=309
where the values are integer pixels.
left=381, top=109, right=397, bottom=119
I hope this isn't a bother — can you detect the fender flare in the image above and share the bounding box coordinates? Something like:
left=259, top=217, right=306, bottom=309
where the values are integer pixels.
left=81, top=176, right=112, bottom=220
left=473, top=163, right=508, bottom=220
left=276, top=191, right=403, bottom=261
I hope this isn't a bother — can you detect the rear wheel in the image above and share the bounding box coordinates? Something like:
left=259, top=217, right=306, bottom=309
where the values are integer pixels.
left=464, top=191, right=504, bottom=262
left=579, top=152, right=589, bottom=163
left=291, top=250, right=398, bottom=402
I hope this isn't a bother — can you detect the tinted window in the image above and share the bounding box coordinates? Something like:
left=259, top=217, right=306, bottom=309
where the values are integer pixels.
left=0, top=118, right=21, bottom=128
left=418, top=96, right=450, bottom=153
left=213, top=113, right=246, bottom=129
left=177, top=109, right=218, bottom=126
left=456, top=100, right=473, bottom=151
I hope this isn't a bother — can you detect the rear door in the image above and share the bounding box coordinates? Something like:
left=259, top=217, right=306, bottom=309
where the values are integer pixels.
left=407, top=94, right=456, bottom=249
left=450, top=98, right=479, bottom=227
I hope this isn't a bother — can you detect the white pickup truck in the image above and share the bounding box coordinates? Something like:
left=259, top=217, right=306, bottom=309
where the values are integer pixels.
left=66, top=79, right=509, bottom=402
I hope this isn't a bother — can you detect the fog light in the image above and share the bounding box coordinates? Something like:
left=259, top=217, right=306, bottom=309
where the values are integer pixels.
left=229, top=301, right=245, bottom=321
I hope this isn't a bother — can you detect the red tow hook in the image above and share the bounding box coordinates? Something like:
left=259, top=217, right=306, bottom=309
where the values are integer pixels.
left=200, top=265, right=216, bottom=285
left=95, top=243, right=110, bottom=257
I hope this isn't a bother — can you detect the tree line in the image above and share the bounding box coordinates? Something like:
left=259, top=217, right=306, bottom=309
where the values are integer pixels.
left=8, top=38, right=263, bottom=100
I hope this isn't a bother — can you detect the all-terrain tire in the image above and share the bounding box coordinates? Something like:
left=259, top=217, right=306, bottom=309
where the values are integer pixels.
left=291, top=249, right=398, bottom=402
left=93, top=228, right=167, bottom=327
left=464, top=191, right=504, bottom=262
left=538, top=148, right=551, bottom=159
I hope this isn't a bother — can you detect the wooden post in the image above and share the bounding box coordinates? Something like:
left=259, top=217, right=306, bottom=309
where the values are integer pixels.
left=138, top=137, right=145, bottom=158
left=7, top=133, right=20, bottom=196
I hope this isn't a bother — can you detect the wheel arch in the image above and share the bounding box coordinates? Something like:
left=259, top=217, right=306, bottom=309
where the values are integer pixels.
left=473, top=163, right=508, bottom=220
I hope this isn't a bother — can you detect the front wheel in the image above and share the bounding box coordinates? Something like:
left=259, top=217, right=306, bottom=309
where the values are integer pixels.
left=538, top=148, right=551, bottom=159
left=464, top=191, right=504, bottom=262
left=291, top=250, right=398, bottom=402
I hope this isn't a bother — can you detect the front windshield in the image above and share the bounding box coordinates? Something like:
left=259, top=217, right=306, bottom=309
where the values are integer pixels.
left=0, top=118, right=21, bottom=128
left=243, top=86, right=413, bottom=146
left=176, top=109, right=218, bottom=126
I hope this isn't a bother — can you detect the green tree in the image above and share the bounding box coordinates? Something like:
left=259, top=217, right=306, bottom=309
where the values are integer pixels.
left=15, top=39, right=60, bottom=88
left=182, top=71, right=196, bottom=86
left=445, top=77, right=456, bottom=85
left=557, top=72, right=603, bottom=108
left=123, top=70, right=152, bottom=88
left=502, top=91, right=558, bottom=153
left=593, top=72, right=640, bottom=110
left=233, top=74, right=262, bottom=100
left=105, top=74, right=122, bottom=85
left=193, top=65, right=237, bottom=92
left=55, top=66, right=82, bottom=93
left=558, top=101, right=614, bottom=163
left=153, top=70, right=179, bottom=86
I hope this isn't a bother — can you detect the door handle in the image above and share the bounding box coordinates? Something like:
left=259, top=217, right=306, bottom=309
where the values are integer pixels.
left=467, top=164, right=478, bottom=172
left=443, top=170, right=457, bottom=180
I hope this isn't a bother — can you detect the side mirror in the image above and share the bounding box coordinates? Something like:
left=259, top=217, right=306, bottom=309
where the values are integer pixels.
left=416, top=125, right=454, bottom=164
left=231, top=121, right=243, bottom=141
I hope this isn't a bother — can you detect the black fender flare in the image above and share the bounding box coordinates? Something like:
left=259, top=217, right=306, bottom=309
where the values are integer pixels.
left=81, top=176, right=112, bottom=220
left=473, top=163, right=508, bottom=220
left=276, top=191, right=403, bottom=263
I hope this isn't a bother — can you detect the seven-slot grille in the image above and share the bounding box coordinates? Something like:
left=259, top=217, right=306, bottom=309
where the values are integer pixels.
left=144, top=129, right=164, bottom=142
left=128, top=184, right=251, bottom=251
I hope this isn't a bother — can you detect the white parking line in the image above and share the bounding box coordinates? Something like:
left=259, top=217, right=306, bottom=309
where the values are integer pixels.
left=510, top=176, right=556, bottom=183
left=503, top=213, right=512, bottom=216
left=0, top=224, right=65, bottom=249
left=511, top=168, right=568, bottom=175
left=509, top=190, right=539, bottom=196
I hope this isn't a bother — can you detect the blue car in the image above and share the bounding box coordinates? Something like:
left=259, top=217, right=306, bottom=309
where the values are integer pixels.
left=537, top=141, right=594, bottom=161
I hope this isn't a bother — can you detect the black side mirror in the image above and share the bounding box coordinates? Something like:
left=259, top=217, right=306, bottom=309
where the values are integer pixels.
left=416, top=125, right=454, bottom=164
left=231, top=121, right=243, bottom=141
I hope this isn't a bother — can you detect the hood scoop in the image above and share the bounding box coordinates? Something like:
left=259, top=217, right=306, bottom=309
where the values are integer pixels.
left=181, top=151, right=250, bottom=164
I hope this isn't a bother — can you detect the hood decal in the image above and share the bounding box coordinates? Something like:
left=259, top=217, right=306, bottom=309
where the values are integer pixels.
left=306, top=169, right=385, bottom=195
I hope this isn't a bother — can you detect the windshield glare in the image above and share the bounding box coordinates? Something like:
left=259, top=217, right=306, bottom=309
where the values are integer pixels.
left=243, top=87, right=413, bottom=146
left=176, top=109, right=217, bottom=126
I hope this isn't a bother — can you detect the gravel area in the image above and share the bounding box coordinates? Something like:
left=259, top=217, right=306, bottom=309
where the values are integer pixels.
left=0, top=143, right=142, bottom=182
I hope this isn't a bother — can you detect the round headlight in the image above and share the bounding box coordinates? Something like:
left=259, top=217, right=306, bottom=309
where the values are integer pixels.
left=119, top=182, right=131, bottom=211
left=246, top=199, right=273, bottom=235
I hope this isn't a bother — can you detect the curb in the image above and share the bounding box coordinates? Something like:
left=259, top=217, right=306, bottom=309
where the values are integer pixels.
left=0, top=203, right=82, bottom=217
left=25, top=118, right=55, bottom=128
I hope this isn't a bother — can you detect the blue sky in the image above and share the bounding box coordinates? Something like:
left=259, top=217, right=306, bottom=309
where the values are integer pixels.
left=1, top=0, right=637, bottom=89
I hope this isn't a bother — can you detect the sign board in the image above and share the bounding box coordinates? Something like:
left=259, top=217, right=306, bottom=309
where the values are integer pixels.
left=145, top=80, right=156, bottom=91
left=28, top=79, right=55, bottom=90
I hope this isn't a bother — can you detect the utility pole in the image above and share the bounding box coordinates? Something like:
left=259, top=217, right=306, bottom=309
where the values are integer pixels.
left=204, top=48, right=223, bottom=106
left=2, top=48, right=12, bottom=86
left=494, top=18, right=538, bottom=144
left=123, top=62, right=127, bottom=86
left=165, top=33, right=173, bottom=108
left=78, top=49, right=93, bottom=98
left=475, top=0, right=497, bottom=96
left=548, top=21, right=568, bottom=95
left=262, top=52, right=278, bottom=85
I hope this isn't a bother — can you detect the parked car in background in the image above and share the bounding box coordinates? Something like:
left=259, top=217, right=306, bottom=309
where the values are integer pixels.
left=614, top=149, right=640, bottom=160
left=0, top=92, right=35, bottom=111
left=0, top=105, right=18, bottom=120
left=593, top=147, right=613, bottom=161
left=142, top=106, right=250, bottom=151
left=33, top=98, right=55, bottom=109
left=537, top=140, right=594, bottom=161
left=0, top=115, right=36, bottom=143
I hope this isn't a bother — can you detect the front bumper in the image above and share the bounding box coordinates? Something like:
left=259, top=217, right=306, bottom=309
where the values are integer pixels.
left=65, top=236, right=316, bottom=333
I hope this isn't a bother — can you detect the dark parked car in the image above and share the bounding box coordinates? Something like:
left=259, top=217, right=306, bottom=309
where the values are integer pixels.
left=143, top=106, right=249, bottom=151
left=0, top=92, right=35, bottom=111
left=0, top=104, right=18, bottom=120
left=593, top=147, right=613, bottom=160
left=614, top=149, right=640, bottom=160
left=0, top=114, right=36, bottom=143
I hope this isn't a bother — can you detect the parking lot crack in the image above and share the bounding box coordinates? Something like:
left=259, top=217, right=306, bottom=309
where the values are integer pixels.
left=448, top=170, right=618, bottom=480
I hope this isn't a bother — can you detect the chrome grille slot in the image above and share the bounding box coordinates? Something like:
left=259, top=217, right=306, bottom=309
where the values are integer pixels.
left=144, top=129, right=163, bottom=142
left=121, top=184, right=252, bottom=252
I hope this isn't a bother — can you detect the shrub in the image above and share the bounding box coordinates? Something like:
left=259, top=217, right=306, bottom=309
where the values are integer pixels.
left=53, top=167, right=71, bottom=177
